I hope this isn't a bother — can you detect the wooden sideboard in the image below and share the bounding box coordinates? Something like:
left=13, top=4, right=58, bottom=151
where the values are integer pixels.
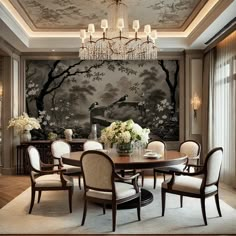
left=16, top=139, right=87, bottom=175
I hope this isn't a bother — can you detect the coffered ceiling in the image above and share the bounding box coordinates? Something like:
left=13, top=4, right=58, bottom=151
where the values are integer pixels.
left=9, top=0, right=206, bottom=31
left=0, top=0, right=235, bottom=53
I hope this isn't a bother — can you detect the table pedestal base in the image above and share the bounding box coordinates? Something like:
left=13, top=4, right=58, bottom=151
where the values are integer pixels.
left=101, top=189, right=153, bottom=210
left=118, top=188, right=153, bottom=209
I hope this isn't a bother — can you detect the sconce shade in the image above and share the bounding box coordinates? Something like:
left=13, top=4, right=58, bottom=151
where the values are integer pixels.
left=191, top=94, right=201, bottom=110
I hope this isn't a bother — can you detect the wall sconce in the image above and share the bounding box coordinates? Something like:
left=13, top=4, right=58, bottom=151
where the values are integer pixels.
left=191, top=94, right=201, bottom=118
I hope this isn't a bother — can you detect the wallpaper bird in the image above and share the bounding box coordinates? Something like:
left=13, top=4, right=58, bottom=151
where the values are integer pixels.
left=88, top=102, right=99, bottom=111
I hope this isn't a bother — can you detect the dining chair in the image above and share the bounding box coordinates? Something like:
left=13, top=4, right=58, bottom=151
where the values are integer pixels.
left=83, top=140, right=103, bottom=151
left=161, top=147, right=223, bottom=225
left=80, top=150, right=141, bottom=232
left=153, top=140, right=201, bottom=188
left=27, top=145, right=74, bottom=214
left=147, top=140, right=166, bottom=189
left=51, top=140, right=82, bottom=189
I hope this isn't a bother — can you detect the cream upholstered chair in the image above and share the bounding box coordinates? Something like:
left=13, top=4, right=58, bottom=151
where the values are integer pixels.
left=161, top=147, right=223, bottom=225
left=83, top=140, right=103, bottom=151
left=81, top=150, right=141, bottom=232
left=147, top=140, right=166, bottom=189
left=153, top=140, right=201, bottom=188
left=27, top=145, right=73, bottom=214
left=51, top=140, right=82, bottom=189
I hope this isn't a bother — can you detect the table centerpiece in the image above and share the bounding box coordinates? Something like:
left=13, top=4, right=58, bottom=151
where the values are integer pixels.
left=100, top=119, right=150, bottom=155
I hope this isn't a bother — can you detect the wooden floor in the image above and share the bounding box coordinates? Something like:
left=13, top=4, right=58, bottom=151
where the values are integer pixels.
left=0, top=175, right=236, bottom=210
left=0, top=175, right=30, bottom=208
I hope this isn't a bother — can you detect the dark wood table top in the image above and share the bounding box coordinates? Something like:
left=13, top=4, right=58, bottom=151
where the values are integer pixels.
left=62, top=150, right=187, bottom=170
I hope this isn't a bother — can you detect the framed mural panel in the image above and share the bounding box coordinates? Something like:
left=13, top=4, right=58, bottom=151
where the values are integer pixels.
left=25, top=58, right=184, bottom=142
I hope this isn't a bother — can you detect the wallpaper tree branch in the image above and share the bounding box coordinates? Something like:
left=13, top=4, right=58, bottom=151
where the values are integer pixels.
left=26, top=60, right=180, bottom=141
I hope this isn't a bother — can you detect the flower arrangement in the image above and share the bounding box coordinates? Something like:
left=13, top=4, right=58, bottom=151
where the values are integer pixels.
left=100, top=119, right=150, bottom=145
left=8, top=112, right=41, bottom=134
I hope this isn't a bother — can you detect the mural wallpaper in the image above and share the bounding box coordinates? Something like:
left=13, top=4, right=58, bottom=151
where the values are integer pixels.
left=26, top=60, right=180, bottom=141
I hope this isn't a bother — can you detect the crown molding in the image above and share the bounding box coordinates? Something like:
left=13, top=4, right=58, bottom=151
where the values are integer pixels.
left=187, top=0, right=233, bottom=46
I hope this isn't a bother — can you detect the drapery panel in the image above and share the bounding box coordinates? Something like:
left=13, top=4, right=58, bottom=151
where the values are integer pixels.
left=208, top=31, right=236, bottom=186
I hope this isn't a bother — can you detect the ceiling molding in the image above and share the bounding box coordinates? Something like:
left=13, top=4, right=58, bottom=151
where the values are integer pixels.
left=205, top=17, right=236, bottom=45
left=0, top=2, right=29, bottom=46
left=204, top=21, right=236, bottom=53
left=186, top=0, right=233, bottom=46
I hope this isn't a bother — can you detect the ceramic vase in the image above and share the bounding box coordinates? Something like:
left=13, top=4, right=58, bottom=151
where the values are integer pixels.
left=64, top=129, right=73, bottom=141
left=21, top=130, right=31, bottom=143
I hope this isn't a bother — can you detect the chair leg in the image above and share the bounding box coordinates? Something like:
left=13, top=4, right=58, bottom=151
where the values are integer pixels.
left=29, top=188, right=35, bottom=214
left=153, top=169, right=156, bottom=189
left=68, top=188, right=73, bottom=213
left=161, top=189, right=166, bottom=216
left=141, top=171, right=144, bottom=187
left=81, top=199, right=87, bottom=226
left=180, top=195, right=183, bottom=208
left=163, top=174, right=166, bottom=181
left=78, top=175, right=82, bottom=190
left=200, top=197, right=207, bottom=225
left=37, top=190, right=41, bottom=203
left=112, top=203, right=117, bottom=232
left=215, top=193, right=222, bottom=217
left=137, top=195, right=141, bottom=221
left=103, top=204, right=106, bottom=214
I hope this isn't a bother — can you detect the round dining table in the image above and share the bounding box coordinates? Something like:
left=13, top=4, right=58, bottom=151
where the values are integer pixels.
left=62, top=150, right=187, bottom=209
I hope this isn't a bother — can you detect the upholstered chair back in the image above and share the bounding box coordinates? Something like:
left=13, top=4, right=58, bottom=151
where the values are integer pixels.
left=205, top=147, right=223, bottom=185
left=83, top=140, right=103, bottom=151
left=81, top=151, right=114, bottom=190
left=51, top=140, right=71, bottom=158
left=179, top=140, right=200, bottom=158
left=147, top=141, right=166, bottom=156
left=28, top=146, right=41, bottom=171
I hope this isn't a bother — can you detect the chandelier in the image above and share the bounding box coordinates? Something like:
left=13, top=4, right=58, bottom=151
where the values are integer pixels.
left=79, top=0, right=158, bottom=60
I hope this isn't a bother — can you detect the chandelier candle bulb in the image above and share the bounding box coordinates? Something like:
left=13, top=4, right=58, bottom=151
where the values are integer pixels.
left=133, top=20, right=140, bottom=32
left=101, top=19, right=108, bottom=31
left=80, top=29, right=86, bottom=40
left=144, top=25, right=151, bottom=35
left=88, top=24, right=95, bottom=34
left=151, top=30, right=158, bottom=40
left=117, top=18, right=124, bottom=31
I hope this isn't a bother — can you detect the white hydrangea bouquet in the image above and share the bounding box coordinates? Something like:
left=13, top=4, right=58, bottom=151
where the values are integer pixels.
left=100, top=119, right=150, bottom=145
left=8, top=112, right=41, bottom=134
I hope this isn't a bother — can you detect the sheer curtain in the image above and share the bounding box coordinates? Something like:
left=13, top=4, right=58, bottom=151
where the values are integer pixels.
left=208, top=31, right=236, bottom=186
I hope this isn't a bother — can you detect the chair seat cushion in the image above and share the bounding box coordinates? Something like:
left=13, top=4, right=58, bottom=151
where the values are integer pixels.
left=63, top=164, right=81, bottom=174
left=162, top=175, right=217, bottom=194
left=86, top=182, right=137, bottom=200
left=35, top=174, right=73, bottom=187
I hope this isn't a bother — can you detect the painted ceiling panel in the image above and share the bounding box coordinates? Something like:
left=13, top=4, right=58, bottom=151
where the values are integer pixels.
left=9, top=0, right=206, bottom=31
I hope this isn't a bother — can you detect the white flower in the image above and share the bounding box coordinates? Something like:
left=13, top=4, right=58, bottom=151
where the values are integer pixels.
left=100, top=119, right=150, bottom=145
left=46, top=115, right=51, bottom=121
left=8, top=112, right=41, bottom=134
left=39, top=110, right=46, bottom=115
left=161, top=99, right=167, bottom=105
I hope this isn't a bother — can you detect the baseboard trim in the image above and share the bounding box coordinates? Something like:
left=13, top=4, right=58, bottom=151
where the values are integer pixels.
left=1, top=167, right=16, bottom=175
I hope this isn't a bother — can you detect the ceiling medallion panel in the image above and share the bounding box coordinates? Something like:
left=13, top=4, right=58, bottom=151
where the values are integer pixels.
left=9, top=0, right=207, bottom=32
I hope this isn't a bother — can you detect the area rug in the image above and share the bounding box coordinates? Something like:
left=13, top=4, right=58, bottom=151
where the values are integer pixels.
left=0, top=178, right=235, bottom=234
